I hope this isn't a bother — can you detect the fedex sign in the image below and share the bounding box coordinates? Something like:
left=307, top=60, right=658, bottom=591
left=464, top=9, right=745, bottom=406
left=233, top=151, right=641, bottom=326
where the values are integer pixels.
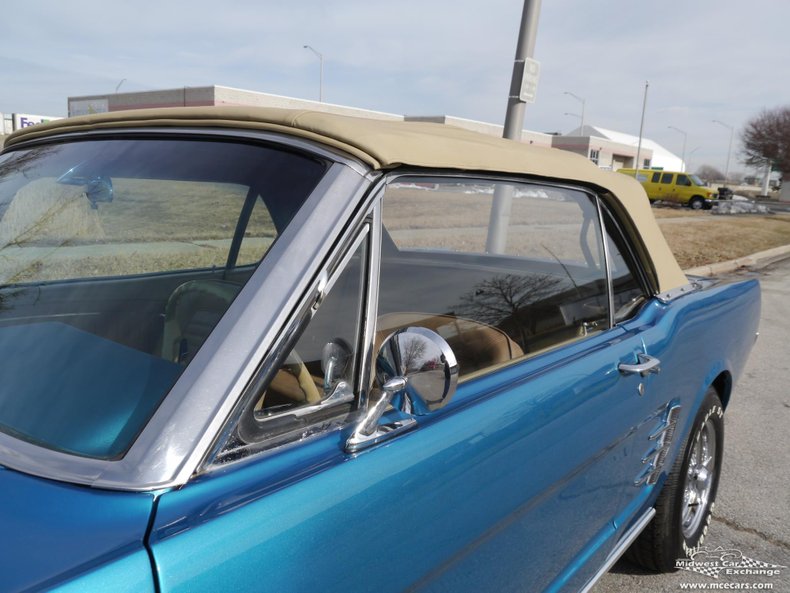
left=12, top=113, right=62, bottom=130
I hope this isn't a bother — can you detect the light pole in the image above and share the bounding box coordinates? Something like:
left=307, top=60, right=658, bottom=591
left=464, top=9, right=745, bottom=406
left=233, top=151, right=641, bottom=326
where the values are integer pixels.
left=667, top=125, right=687, bottom=172
left=712, top=119, right=734, bottom=185
left=115, top=78, right=126, bottom=93
left=303, top=45, right=324, bottom=102
left=486, top=0, right=542, bottom=254
left=563, top=91, right=585, bottom=131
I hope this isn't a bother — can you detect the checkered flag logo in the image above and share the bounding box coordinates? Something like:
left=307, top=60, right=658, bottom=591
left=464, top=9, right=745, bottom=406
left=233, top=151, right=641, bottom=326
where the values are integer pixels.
left=677, top=546, right=787, bottom=579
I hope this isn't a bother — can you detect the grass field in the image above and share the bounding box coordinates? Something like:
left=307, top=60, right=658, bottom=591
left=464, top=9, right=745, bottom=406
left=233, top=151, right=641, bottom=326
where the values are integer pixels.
left=2, top=179, right=789, bottom=284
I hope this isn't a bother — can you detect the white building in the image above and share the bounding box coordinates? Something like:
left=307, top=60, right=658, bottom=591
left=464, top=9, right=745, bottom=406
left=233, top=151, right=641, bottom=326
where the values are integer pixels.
left=566, top=125, right=685, bottom=171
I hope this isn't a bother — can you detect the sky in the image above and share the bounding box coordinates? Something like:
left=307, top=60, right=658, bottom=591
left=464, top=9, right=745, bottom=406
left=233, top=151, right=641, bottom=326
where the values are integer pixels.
left=1, top=0, right=788, bottom=175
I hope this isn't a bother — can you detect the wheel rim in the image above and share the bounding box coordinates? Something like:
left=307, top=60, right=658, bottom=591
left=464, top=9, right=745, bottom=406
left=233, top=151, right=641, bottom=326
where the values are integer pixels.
left=691, top=199, right=703, bottom=210
left=681, top=418, right=717, bottom=538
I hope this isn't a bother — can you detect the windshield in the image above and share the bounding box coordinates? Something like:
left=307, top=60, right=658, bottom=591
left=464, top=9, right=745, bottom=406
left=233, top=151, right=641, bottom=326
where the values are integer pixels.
left=689, top=174, right=706, bottom=186
left=0, top=137, right=327, bottom=459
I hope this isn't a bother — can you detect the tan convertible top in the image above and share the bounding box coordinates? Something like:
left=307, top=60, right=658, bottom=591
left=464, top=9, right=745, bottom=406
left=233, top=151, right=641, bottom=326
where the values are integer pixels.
left=5, top=106, right=687, bottom=292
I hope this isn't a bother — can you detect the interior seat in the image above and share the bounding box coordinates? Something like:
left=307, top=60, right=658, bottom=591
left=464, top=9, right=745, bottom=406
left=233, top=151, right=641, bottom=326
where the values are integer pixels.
left=161, top=279, right=241, bottom=365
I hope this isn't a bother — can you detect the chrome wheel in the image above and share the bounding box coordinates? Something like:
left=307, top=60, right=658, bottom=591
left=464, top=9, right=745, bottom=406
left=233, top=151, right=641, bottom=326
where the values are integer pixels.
left=681, top=418, right=717, bottom=538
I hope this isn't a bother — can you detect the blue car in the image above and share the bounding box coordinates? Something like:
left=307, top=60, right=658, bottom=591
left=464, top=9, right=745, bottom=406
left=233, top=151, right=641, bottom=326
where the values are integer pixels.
left=0, top=107, right=760, bottom=593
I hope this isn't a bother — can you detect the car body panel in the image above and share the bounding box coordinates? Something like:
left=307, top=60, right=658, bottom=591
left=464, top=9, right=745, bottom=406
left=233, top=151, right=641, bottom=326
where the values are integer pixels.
left=0, top=466, right=155, bottom=592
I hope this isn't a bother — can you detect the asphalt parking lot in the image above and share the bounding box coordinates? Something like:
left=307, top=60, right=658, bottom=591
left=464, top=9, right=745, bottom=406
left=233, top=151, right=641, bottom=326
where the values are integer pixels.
left=595, top=257, right=790, bottom=592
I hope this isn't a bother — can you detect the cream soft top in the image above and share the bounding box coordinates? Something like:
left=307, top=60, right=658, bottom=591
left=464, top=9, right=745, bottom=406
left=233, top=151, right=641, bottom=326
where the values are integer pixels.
left=5, top=106, right=687, bottom=292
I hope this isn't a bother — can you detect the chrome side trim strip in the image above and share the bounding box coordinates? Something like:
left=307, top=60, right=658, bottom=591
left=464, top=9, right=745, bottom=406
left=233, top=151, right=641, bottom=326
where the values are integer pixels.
left=579, top=508, right=656, bottom=593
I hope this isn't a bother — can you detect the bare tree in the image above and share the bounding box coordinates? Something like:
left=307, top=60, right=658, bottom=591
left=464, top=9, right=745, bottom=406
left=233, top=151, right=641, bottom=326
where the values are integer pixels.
left=695, top=164, right=725, bottom=182
left=741, top=106, right=790, bottom=176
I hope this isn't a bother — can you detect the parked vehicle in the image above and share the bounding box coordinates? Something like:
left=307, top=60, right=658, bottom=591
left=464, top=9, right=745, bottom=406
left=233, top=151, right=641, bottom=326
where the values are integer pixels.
left=0, top=107, right=760, bottom=593
left=618, top=168, right=718, bottom=209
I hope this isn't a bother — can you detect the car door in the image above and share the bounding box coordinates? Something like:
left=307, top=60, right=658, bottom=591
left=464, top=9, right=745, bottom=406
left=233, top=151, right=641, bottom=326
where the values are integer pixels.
left=148, top=175, right=658, bottom=593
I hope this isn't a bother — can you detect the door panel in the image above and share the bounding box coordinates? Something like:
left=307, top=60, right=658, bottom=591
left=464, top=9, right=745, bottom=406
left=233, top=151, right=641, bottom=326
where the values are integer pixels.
left=151, top=325, right=649, bottom=593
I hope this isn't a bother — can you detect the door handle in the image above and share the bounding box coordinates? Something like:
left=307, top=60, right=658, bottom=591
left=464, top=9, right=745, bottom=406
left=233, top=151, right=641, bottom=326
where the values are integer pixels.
left=618, top=353, right=661, bottom=377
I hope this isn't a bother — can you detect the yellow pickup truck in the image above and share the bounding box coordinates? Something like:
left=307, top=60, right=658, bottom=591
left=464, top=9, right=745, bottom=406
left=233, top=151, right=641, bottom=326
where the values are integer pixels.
left=618, top=168, right=717, bottom=209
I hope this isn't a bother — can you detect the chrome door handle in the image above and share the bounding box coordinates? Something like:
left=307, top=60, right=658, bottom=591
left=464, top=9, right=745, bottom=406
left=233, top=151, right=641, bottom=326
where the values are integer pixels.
left=618, top=353, right=661, bottom=377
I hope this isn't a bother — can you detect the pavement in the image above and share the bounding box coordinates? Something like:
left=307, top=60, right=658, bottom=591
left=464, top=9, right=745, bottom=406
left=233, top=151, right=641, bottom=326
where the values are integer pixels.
left=594, top=255, right=790, bottom=592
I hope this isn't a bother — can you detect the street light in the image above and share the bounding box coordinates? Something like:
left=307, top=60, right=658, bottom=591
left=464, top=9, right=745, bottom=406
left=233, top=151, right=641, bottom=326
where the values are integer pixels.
left=712, top=119, right=734, bottom=185
left=563, top=91, right=585, bottom=131
left=667, top=125, right=687, bottom=172
left=303, top=45, right=324, bottom=102
left=115, top=78, right=126, bottom=93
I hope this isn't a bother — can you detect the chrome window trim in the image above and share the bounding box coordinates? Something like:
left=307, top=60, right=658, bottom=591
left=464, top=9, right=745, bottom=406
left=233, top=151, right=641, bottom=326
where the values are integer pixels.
left=596, top=200, right=655, bottom=305
left=3, top=126, right=372, bottom=178
left=202, top=225, right=372, bottom=470
left=596, top=197, right=617, bottom=329
left=0, top=148, right=373, bottom=491
left=655, top=282, right=701, bottom=303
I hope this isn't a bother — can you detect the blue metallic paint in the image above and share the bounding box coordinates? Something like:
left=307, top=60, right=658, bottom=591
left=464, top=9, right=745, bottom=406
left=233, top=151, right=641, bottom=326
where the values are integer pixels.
left=149, top=278, right=759, bottom=593
left=0, top=466, right=156, bottom=592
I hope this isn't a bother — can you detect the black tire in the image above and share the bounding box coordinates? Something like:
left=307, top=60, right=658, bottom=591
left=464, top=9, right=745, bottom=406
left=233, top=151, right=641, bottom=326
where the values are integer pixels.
left=625, top=387, right=724, bottom=572
left=688, top=196, right=705, bottom=210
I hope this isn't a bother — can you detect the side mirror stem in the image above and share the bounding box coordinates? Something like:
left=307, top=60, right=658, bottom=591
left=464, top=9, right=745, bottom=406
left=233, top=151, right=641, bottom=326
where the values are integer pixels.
left=353, top=377, right=406, bottom=438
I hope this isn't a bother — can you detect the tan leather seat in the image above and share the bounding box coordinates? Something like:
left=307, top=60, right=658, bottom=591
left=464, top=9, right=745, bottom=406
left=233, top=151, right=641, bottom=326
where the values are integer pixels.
left=375, top=312, right=523, bottom=377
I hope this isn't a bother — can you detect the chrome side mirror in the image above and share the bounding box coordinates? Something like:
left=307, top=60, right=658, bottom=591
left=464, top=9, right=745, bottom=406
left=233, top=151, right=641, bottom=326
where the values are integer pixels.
left=346, top=327, right=458, bottom=452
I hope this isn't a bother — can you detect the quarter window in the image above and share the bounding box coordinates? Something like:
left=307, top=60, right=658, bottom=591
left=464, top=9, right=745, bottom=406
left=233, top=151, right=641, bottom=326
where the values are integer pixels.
left=651, top=172, right=662, bottom=183
left=378, top=177, right=610, bottom=379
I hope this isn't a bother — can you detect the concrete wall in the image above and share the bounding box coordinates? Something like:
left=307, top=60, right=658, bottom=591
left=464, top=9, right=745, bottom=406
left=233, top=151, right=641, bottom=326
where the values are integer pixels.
left=69, top=85, right=403, bottom=121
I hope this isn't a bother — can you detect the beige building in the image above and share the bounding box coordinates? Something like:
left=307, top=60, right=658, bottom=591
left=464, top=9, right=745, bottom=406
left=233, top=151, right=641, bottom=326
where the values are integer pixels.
left=68, top=85, right=402, bottom=121
left=65, top=86, right=671, bottom=174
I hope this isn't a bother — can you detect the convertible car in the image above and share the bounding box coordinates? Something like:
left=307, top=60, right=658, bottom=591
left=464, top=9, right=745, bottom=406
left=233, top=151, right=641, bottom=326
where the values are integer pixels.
left=0, top=108, right=759, bottom=593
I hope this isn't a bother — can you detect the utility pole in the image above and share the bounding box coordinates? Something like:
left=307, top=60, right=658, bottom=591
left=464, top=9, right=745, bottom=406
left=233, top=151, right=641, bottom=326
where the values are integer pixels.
left=486, top=0, right=542, bottom=254
left=667, top=125, right=687, bottom=172
left=712, top=120, right=734, bottom=187
left=634, top=80, right=649, bottom=177
left=303, top=45, right=324, bottom=102
left=564, top=91, right=585, bottom=131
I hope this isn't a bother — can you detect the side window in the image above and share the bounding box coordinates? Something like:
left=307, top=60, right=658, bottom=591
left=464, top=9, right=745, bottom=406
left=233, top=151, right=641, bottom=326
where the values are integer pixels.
left=378, top=177, right=610, bottom=379
left=651, top=172, right=662, bottom=183
left=676, top=174, right=692, bottom=187
left=602, top=207, right=649, bottom=322
left=660, top=173, right=674, bottom=184
left=227, top=233, right=368, bottom=450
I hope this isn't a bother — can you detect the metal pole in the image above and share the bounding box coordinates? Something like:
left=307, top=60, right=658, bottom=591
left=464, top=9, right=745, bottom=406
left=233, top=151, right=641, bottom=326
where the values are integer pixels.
left=668, top=125, right=687, bottom=172
left=761, top=160, right=771, bottom=196
left=712, top=120, right=734, bottom=187
left=304, top=45, right=324, bottom=102
left=115, top=78, right=126, bottom=93
left=564, top=91, right=585, bottom=131
left=634, top=81, right=649, bottom=177
left=486, top=0, right=542, bottom=254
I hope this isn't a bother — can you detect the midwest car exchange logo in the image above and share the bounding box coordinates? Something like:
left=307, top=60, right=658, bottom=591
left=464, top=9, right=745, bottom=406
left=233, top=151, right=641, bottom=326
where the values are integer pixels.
left=676, top=546, right=786, bottom=579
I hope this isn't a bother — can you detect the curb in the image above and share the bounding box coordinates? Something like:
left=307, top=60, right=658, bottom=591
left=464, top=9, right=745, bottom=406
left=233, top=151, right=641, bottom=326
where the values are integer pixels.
left=684, top=244, right=790, bottom=277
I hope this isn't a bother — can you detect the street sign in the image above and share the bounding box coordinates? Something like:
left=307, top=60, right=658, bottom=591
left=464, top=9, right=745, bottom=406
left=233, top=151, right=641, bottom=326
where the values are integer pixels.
left=519, top=58, right=540, bottom=103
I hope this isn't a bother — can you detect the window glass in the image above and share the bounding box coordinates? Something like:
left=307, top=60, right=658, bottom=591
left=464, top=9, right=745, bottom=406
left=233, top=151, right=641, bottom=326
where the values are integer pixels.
left=676, top=174, right=691, bottom=187
left=379, top=178, right=609, bottom=379
left=254, top=238, right=366, bottom=418
left=602, top=208, right=649, bottom=322
left=651, top=172, right=662, bottom=183
left=660, top=173, right=673, bottom=184
left=0, top=138, right=326, bottom=459
left=215, top=235, right=368, bottom=459
left=589, top=149, right=600, bottom=165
